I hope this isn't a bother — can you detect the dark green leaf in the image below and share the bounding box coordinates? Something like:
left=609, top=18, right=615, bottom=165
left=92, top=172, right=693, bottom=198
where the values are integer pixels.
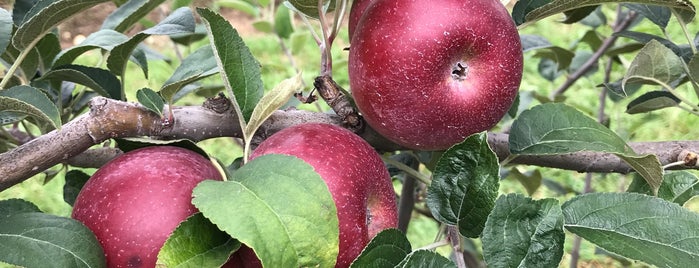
left=0, top=85, right=61, bottom=129
left=136, top=88, right=165, bottom=117
left=107, top=7, right=195, bottom=77
left=274, top=4, right=294, bottom=38
left=623, top=40, right=685, bottom=90
left=626, top=90, right=680, bottom=114
left=12, top=0, right=109, bottom=49
left=101, top=0, right=167, bottom=32
left=537, top=58, right=564, bottom=81
left=605, top=42, right=645, bottom=57
left=578, top=30, right=603, bottom=51
left=160, top=45, right=218, bottom=102
left=2, top=41, right=40, bottom=82
left=0, top=199, right=41, bottom=218
left=426, top=132, right=499, bottom=237
left=0, top=8, right=13, bottom=56
left=563, top=192, right=699, bottom=267
left=509, top=103, right=663, bottom=194
left=63, top=170, right=90, bottom=206
left=512, top=0, right=550, bottom=26
left=350, top=229, right=411, bottom=268
left=532, top=46, right=575, bottom=71
left=115, top=138, right=208, bottom=158
left=35, top=33, right=61, bottom=71
left=216, top=0, right=259, bottom=17
left=197, top=8, right=263, bottom=123
left=518, top=0, right=695, bottom=26
left=624, top=4, right=671, bottom=29
left=507, top=168, right=542, bottom=196
left=628, top=171, right=699, bottom=205
left=284, top=0, right=335, bottom=19
left=39, top=65, right=122, bottom=100
left=688, top=53, right=699, bottom=81
left=170, top=24, right=208, bottom=46
left=579, top=6, right=607, bottom=28
left=12, top=0, right=39, bottom=26
left=53, top=30, right=129, bottom=67
left=615, top=31, right=691, bottom=61
left=157, top=213, right=240, bottom=268
left=192, top=154, right=339, bottom=267
left=520, top=34, right=551, bottom=53
left=482, top=194, right=565, bottom=268
left=0, top=212, right=106, bottom=268
left=562, top=5, right=599, bottom=24
left=397, top=250, right=456, bottom=268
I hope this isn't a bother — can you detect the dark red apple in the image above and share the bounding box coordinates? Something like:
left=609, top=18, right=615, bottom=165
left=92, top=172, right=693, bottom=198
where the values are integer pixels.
left=348, top=0, right=375, bottom=40
left=240, top=123, right=398, bottom=267
left=349, top=0, right=523, bottom=150
left=71, top=146, right=223, bottom=268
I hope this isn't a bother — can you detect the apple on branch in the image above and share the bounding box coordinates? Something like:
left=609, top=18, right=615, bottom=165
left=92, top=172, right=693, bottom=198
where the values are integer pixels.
left=71, top=146, right=224, bottom=268
left=349, top=0, right=523, bottom=150
left=231, top=123, right=398, bottom=267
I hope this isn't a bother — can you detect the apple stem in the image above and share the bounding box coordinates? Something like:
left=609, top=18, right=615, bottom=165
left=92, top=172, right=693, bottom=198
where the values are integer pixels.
left=447, top=225, right=467, bottom=268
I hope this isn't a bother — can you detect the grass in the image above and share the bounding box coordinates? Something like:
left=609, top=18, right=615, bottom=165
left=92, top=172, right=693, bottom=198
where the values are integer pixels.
left=2, top=4, right=699, bottom=267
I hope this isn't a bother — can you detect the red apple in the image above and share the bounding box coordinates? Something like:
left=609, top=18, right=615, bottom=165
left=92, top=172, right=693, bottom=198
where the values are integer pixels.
left=71, top=146, right=223, bottom=268
left=349, top=0, right=523, bottom=150
left=348, top=0, right=375, bottom=40
left=239, top=123, right=398, bottom=267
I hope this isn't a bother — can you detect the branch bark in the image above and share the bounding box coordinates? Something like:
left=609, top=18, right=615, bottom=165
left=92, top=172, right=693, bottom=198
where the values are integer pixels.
left=1, top=96, right=698, bottom=191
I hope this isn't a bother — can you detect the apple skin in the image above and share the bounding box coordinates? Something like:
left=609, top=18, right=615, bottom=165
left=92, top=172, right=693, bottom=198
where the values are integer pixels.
left=71, top=146, right=223, bottom=268
left=244, top=123, right=398, bottom=267
left=348, top=0, right=375, bottom=40
left=349, top=0, right=523, bottom=150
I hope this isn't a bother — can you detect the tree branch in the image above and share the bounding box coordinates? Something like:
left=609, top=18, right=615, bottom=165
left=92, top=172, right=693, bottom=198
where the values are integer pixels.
left=2, top=97, right=699, bottom=191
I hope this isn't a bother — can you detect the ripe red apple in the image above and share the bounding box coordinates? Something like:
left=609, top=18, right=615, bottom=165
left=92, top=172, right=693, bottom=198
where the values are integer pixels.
left=71, top=146, right=223, bottom=268
left=348, top=0, right=375, bottom=39
left=240, top=123, right=398, bottom=267
left=349, top=0, right=523, bottom=150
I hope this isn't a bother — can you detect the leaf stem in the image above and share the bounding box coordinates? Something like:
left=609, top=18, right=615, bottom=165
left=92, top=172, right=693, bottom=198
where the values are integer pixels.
left=316, top=0, right=333, bottom=76
left=381, top=155, right=432, bottom=186
left=415, top=240, right=449, bottom=251
left=0, top=47, right=32, bottom=90
left=674, top=11, right=697, bottom=55
left=663, top=160, right=686, bottom=170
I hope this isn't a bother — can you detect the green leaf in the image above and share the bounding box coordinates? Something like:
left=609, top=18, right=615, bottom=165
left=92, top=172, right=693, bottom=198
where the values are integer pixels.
left=39, top=65, right=123, bottom=100
left=160, top=45, right=218, bottom=102
left=274, top=4, right=294, bottom=39
left=192, top=154, right=339, bottom=267
left=563, top=192, right=699, bottom=267
left=687, top=53, right=699, bottom=81
left=532, top=46, right=575, bottom=71
left=101, top=0, right=167, bottom=32
left=397, top=250, right=456, bottom=268
left=284, top=0, right=335, bottom=19
left=12, top=0, right=109, bottom=49
left=509, top=103, right=663, bottom=194
left=53, top=29, right=129, bottom=67
left=516, top=0, right=695, bottom=26
left=197, top=8, right=264, bottom=125
left=624, top=4, right=671, bottom=29
left=623, top=39, right=685, bottom=90
left=0, top=85, right=61, bottom=129
left=157, top=213, right=240, bottom=268
left=507, top=168, right=542, bottom=196
left=628, top=171, right=699, bottom=205
left=107, top=7, right=195, bottom=77
left=426, top=132, right=499, bottom=237
left=35, top=33, right=61, bottom=71
left=0, top=199, right=41, bottom=218
left=63, top=170, right=90, bottom=206
left=136, top=88, right=165, bottom=117
left=0, top=8, right=13, bottom=56
left=252, top=20, right=274, bottom=33
left=0, top=212, right=106, bottom=268
left=216, top=0, right=259, bottom=17
left=561, top=5, right=599, bottom=24
left=244, top=73, right=303, bottom=146
left=626, top=91, right=680, bottom=114
left=2, top=40, right=40, bottom=83
left=482, top=194, right=565, bottom=268
left=350, top=229, right=412, bottom=268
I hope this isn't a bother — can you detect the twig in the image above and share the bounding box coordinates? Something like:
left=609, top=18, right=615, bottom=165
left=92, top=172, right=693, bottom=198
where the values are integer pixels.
left=550, top=10, right=637, bottom=99
left=397, top=156, right=418, bottom=232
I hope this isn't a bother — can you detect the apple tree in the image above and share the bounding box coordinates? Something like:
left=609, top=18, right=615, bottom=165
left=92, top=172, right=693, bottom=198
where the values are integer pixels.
left=0, top=0, right=698, bottom=267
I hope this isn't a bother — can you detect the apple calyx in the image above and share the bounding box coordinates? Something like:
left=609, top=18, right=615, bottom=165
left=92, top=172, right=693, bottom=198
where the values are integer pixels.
left=451, top=62, right=469, bottom=81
